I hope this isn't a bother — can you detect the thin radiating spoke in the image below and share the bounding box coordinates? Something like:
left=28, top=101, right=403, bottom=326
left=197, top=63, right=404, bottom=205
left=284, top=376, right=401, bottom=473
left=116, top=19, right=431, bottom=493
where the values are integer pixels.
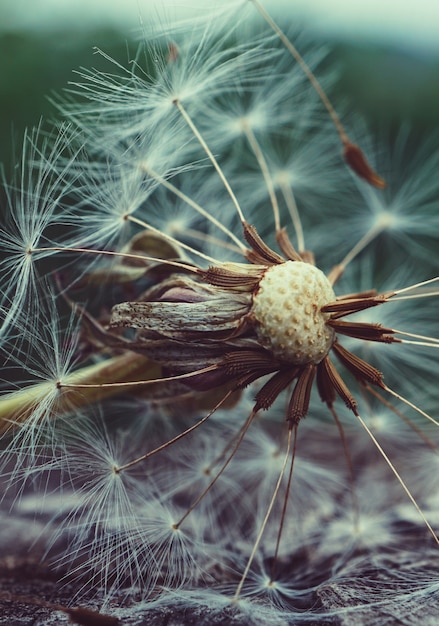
left=233, top=426, right=294, bottom=602
left=354, top=410, right=439, bottom=545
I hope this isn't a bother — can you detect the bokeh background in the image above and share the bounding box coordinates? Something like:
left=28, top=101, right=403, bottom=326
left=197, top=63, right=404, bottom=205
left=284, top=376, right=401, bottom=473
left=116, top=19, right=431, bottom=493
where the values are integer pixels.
left=1, top=0, right=439, bottom=173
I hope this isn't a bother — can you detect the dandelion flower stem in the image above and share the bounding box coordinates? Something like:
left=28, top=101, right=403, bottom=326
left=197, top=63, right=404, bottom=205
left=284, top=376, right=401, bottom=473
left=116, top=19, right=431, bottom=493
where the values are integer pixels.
left=30, top=246, right=199, bottom=273
left=328, top=223, right=384, bottom=284
left=242, top=122, right=281, bottom=231
left=175, top=408, right=257, bottom=529
left=354, top=410, right=439, bottom=545
left=399, top=340, right=439, bottom=348
left=173, top=98, right=246, bottom=223
left=177, top=227, right=244, bottom=254
left=125, top=214, right=222, bottom=264
left=270, top=425, right=297, bottom=582
left=330, top=405, right=360, bottom=530
left=250, top=0, right=386, bottom=188
left=279, top=181, right=305, bottom=252
left=392, top=330, right=439, bottom=345
left=383, top=384, right=439, bottom=427
left=365, top=384, right=439, bottom=452
left=233, top=426, right=294, bottom=602
left=114, top=389, right=234, bottom=473
left=391, top=276, right=439, bottom=297
left=139, top=164, right=247, bottom=252
left=0, top=352, right=157, bottom=435
left=390, top=292, right=439, bottom=301
left=250, top=0, right=347, bottom=142
left=59, top=364, right=219, bottom=389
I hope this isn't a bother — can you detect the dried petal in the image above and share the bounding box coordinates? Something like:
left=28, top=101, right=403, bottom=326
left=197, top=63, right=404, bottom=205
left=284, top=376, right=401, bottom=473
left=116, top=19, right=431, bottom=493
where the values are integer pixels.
left=110, top=296, right=251, bottom=340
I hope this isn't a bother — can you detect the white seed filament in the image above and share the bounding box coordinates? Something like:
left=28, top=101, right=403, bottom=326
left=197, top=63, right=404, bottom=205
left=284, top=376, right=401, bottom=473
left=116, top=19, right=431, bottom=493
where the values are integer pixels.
left=252, top=261, right=336, bottom=364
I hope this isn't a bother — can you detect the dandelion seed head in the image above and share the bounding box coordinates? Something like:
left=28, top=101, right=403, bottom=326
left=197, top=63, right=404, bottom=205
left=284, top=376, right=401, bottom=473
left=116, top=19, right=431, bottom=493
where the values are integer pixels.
left=229, top=111, right=266, bottom=138
left=252, top=261, right=335, bottom=364
left=1, top=1, right=439, bottom=621
left=0, top=125, right=77, bottom=337
left=373, top=208, right=398, bottom=231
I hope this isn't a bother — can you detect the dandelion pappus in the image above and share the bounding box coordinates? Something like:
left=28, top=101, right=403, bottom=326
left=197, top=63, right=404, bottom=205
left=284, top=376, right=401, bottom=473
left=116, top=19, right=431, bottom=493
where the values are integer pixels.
left=1, top=0, right=439, bottom=622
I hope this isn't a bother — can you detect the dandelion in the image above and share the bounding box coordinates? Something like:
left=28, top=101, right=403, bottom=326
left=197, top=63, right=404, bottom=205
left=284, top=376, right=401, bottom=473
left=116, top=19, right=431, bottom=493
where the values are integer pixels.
left=0, top=124, right=81, bottom=338
left=0, top=1, right=438, bottom=624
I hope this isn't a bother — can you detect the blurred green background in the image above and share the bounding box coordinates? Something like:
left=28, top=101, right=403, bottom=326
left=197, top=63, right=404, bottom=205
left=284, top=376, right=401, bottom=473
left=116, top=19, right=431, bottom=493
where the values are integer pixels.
left=1, top=1, right=438, bottom=171
left=0, top=29, right=130, bottom=169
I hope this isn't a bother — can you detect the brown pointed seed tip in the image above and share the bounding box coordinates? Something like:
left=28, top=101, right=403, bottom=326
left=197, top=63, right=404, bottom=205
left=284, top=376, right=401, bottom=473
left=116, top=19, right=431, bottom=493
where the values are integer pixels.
left=166, top=42, right=179, bottom=63
left=343, top=141, right=386, bottom=189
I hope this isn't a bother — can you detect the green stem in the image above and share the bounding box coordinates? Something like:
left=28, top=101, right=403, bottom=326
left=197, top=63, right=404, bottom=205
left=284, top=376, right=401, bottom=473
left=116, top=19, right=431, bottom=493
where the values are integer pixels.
left=0, top=352, right=160, bottom=435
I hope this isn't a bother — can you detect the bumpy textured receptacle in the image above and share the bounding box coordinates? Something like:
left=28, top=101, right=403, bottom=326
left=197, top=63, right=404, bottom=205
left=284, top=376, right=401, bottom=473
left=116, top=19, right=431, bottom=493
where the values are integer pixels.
left=252, top=261, right=336, bottom=364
